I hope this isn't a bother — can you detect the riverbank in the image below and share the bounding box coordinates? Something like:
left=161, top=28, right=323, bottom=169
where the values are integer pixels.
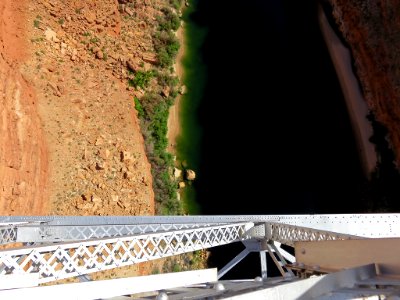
left=318, top=6, right=377, bottom=177
left=167, top=24, right=185, bottom=154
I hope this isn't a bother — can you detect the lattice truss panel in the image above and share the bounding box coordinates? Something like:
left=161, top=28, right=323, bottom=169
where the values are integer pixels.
left=266, top=222, right=362, bottom=246
left=0, top=223, right=231, bottom=245
left=0, top=226, right=17, bottom=245
left=56, top=223, right=222, bottom=241
left=0, top=222, right=253, bottom=283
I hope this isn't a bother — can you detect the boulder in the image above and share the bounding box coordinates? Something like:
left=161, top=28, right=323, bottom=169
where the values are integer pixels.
left=186, top=169, right=196, bottom=181
left=174, top=167, right=182, bottom=178
left=179, top=85, right=187, bottom=95
left=178, top=181, right=185, bottom=189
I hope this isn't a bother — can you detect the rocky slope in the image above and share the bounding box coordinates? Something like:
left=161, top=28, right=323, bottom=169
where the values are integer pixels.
left=0, top=0, right=159, bottom=216
left=328, top=0, right=400, bottom=168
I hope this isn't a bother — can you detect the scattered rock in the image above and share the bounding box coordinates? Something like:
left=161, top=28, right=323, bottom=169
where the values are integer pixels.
left=142, top=53, right=158, bottom=65
left=125, top=7, right=134, bottom=16
left=95, top=137, right=104, bottom=146
left=173, top=167, right=182, bottom=179
left=82, top=148, right=89, bottom=160
left=47, top=82, right=61, bottom=97
left=60, top=42, right=67, bottom=55
left=178, top=181, right=185, bottom=189
left=91, top=194, right=102, bottom=203
left=57, top=85, right=65, bottom=95
left=81, top=193, right=90, bottom=201
left=111, top=194, right=119, bottom=202
left=44, top=28, right=58, bottom=42
left=138, top=21, right=146, bottom=29
left=162, top=86, right=170, bottom=98
left=179, top=85, right=187, bottom=95
left=99, top=149, right=111, bottom=160
left=96, top=50, right=104, bottom=59
left=119, top=4, right=126, bottom=12
left=84, top=11, right=97, bottom=24
left=127, top=60, right=138, bottom=72
left=124, top=171, right=134, bottom=180
left=186, top=169, right=196, bottom=181
left=96, top=161, right=106, bottom=170
left=121, top=151, right=134, bottom=162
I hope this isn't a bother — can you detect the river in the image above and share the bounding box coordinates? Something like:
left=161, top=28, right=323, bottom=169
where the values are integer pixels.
left=178, top=0, right=367, bottom=278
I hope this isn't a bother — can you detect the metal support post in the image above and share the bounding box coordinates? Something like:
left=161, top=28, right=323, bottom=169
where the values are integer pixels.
left=260, top=251, right=268, bottom=279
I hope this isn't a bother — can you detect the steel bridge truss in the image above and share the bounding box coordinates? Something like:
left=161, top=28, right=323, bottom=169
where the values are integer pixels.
left=0, top=222, right=252, bottom=283
left=0, top=214, right=399, bottom=285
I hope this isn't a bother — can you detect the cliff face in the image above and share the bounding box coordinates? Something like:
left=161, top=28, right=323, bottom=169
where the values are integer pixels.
left=0, top=0, right=49, bottom=214
left=329, top=0, right=400, bottom=167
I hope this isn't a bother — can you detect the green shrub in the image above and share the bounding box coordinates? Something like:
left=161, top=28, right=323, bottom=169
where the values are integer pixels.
left=158, top=8, right=180, bottom=31
left=169, top=0, right=183, bottom=9
left=134, top=97, right=145, bottom=118
left=157, top=72, right=179, bottom=88
left=140, top=92, right=164, bottom=118
left=129, top=70, right=154, bottom=89
left=153, top=31, right=180, bottom=67
left=151, top=103, right=169, bottom=154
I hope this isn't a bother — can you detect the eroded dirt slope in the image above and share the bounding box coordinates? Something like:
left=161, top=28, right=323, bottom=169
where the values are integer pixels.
left=1, top=0, right=157, bottom=216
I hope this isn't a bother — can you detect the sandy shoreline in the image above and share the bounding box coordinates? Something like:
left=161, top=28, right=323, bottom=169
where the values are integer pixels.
left=167, top=22, right=185, bottom=154
left=318, top=7, right=377, bottom=177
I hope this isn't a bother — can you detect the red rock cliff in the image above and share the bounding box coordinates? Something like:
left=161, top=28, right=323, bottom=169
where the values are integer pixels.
left=329, top=0, right=400, bottom=167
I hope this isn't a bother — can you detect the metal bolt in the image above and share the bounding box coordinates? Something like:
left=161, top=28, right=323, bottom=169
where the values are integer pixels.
left=156, top=292, right=168, bottom=300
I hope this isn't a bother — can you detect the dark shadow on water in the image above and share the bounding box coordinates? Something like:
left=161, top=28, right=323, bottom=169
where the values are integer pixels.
left=193, top=0, right=365, bottom=216
left=183, top=0, right=369, bottom=278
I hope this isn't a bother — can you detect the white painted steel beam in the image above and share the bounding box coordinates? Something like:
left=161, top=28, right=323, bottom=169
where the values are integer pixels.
left=13, top=223, right=228, bottom=244
left=0, top=269, right=217, bottom=300
left=1, top=214, right=399, bottom=238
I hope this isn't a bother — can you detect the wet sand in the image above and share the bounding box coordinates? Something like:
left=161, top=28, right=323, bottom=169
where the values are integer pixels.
left=318, top=6, right=377, bottom=176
